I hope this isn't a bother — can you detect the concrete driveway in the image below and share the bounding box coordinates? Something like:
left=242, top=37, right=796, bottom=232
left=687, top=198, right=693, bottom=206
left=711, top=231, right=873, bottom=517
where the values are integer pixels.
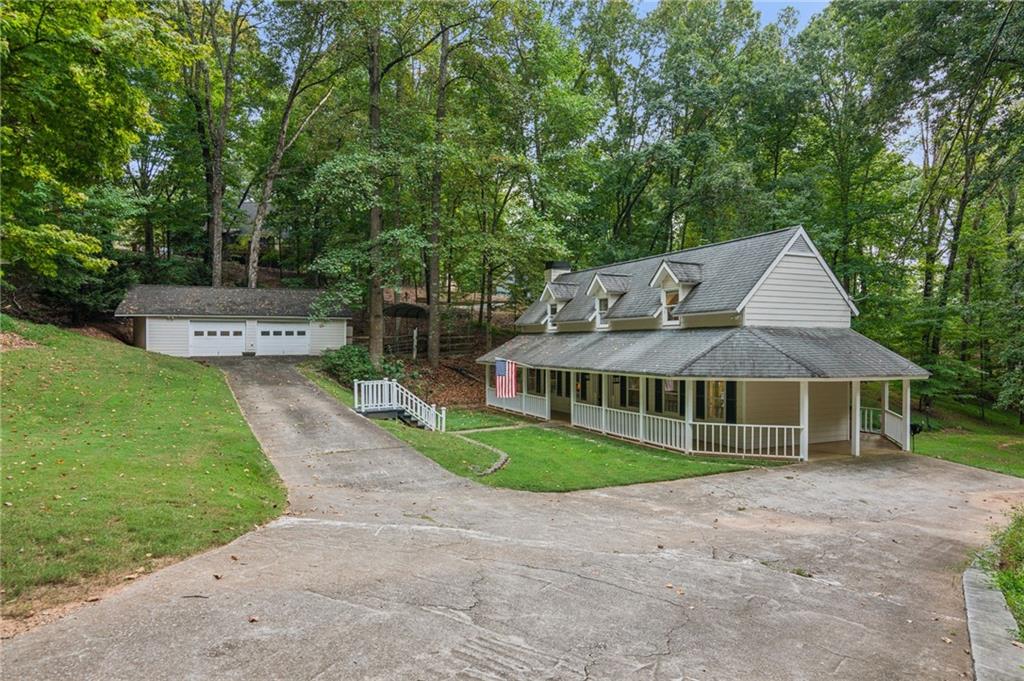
left=5, top=359, right=1022, bottom=680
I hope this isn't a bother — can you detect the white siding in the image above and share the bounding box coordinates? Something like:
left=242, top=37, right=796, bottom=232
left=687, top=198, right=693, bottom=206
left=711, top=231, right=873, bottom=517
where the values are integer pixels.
left=809, top=381, right=850, bottom=443
left=310, top=320, right=347, bottom=354
left=145, top=318, right=189, bottom=357
left=743, top=254, right=852, bottom=327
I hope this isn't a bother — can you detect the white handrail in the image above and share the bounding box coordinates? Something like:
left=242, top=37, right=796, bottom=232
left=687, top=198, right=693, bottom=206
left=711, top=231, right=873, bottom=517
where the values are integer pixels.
left=353, top=379, right=446, bottom=432
left=860, top=407, right=882, bottom=434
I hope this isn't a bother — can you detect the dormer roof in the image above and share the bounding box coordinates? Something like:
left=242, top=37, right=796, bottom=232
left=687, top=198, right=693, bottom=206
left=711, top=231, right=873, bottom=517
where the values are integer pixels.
left=585, top=272, right=632, bottom=297
left=648, top=260, right=703, bottom=288
left=543, top=281, right=579, bottom=301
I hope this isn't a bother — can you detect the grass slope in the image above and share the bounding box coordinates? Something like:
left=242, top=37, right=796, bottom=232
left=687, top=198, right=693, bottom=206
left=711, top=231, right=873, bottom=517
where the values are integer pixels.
left=914, top=398, right=1024, bottom=478
left=1, top=318, right=284, bottom=615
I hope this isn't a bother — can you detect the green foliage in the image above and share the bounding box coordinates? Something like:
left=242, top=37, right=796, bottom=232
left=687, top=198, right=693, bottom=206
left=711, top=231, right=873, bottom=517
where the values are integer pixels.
left=320, top=345, right=405, bottom=385
left=987, top=510, right=1024, bottom=641
left=0, top=317, right=284, bottom=612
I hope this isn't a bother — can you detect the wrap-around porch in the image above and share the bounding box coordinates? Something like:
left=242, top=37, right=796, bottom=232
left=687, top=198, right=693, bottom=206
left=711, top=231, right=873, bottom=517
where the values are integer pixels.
left=484, top=366, right=912, bottom=461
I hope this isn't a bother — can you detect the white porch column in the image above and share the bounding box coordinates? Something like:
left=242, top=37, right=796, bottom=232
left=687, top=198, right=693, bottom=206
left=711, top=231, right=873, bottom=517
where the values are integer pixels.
left=544, top=369, right=550, bottom=419
left=601, top=373, right=608, bottom=433
left=902, top=379, right=912, bottom=451
left=684, top=379, right=695, bottom=452
left=570, top=371, right=576, bottom=424
left=799, top=380, right=809, bottom=461
left=881, top=381, right=889, bottom=435
left=851, top=379, right=861, bottom=457
left=520, top=366, right=526, bottom=415
left=639, top=376, right=647, bottom=442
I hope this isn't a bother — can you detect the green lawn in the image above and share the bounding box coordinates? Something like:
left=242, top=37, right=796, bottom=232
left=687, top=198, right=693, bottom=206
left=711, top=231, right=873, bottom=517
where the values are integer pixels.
left=1, top=318, right=285, bottom=615
left=914, top=398, right=1024, bottom=478
left=303, top=368, right=776, bottom=492
left=462, top=426, right=776, bottom=491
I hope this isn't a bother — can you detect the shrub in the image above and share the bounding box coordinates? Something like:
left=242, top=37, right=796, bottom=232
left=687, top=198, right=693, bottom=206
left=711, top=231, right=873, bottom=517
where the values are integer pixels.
left=320, top=345, right=405, bottom=385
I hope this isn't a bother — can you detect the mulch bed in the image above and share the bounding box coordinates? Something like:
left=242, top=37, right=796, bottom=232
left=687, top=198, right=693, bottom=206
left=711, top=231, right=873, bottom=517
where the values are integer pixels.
left=0, top=332, right=38, bottom=352
left=406, top=355, right=487, bottom=407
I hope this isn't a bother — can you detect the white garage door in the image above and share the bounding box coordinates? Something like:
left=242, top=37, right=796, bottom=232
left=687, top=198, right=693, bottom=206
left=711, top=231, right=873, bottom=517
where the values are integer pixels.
left=257, top=322, right=310, bottom=356
left=189, top=321, right=245, bottom=357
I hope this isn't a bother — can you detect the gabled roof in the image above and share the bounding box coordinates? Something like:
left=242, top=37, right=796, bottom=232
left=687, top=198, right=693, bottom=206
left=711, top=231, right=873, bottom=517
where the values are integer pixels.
left=649, top=260, right=703, bottom=287
left=587, top=272, right=632, bottom=296
left=517, top=227, right=802, bottom=326
left=115, top=285, right=351, bottom=318
left=478, top=327, right=928, bottom=379
left=543, top=281, right=579, bottom=301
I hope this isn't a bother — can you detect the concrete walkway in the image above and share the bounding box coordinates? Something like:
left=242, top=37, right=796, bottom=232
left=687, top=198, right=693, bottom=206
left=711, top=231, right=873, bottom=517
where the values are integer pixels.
left=4, top=358, right=1023, bottom=680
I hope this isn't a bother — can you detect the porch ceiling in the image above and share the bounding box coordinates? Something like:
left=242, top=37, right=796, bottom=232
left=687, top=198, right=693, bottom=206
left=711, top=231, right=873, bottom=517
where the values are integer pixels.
left=477, top=327, right=929, bottom=380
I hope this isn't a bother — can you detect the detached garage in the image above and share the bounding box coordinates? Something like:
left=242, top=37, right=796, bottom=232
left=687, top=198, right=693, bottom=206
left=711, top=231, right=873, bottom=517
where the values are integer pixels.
left=115, top=285, right=351, bottom=358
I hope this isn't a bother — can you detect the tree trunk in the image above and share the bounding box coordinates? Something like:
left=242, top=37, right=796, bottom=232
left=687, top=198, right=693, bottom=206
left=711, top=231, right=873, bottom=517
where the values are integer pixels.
left=367, top=25, right=385, bottom=363
left=427, top=25, right=449, bottom=368
left=246, top=125, right=289, bottom=288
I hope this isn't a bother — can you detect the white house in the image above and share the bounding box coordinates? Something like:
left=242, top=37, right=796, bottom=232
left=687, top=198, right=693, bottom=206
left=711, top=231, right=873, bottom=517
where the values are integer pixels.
left=478, top=227, right=928, bottom=461
left=115, top=285, right=350, bottom=357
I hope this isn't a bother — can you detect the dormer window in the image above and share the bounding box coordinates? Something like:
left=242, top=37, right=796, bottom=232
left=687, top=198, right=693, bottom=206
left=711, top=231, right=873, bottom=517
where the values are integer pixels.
left=596, top=297, right=610, bottom=327
left=648, top=259, right=702, bottom=327
left=663, top=289, right=680, bottom=324
left=586, top=273, right=631, bottom=328
left=546, top=303, right=559, bottom=328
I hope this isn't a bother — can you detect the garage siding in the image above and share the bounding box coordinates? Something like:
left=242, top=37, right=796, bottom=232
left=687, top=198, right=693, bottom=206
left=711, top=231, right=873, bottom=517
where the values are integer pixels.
left=145, top=318, right=189, bottom=357
left=310, top=320, right=347, bottom=354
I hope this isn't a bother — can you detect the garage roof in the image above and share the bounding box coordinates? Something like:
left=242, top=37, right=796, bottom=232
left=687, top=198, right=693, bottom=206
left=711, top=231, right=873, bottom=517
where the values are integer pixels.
left=115, top=285, right=351, bottom=319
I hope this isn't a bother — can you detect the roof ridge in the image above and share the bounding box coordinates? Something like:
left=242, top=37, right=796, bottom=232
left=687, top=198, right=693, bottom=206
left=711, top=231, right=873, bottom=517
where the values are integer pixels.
left=744, top=327, right=821, bottom=377
left=566, top=226, right=800, bottom=277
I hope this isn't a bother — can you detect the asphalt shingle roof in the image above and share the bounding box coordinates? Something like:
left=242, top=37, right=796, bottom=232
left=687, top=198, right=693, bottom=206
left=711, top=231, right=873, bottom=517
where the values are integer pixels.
left=665, top=261, right=703, bottom=283
left=115, top=285, right=351, bottom=318
left=593, top=273, right=632, bottom=294
left=546, top=282, right=579, bottom=300
left=477, top=327, right=928, bottom=379
left=522, top=227, right=800, bottom=325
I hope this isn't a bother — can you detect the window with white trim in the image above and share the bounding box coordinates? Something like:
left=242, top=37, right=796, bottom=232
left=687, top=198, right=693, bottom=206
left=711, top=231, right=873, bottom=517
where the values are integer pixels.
left=596, top=297, right=609, bottom=326
left=663, top=289, right=681, bottom=324
left=546, top=303, right=558, bottom=328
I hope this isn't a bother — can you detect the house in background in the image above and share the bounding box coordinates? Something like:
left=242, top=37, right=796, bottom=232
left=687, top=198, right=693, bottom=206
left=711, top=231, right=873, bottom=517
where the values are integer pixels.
left=116, top=285, right=350, bottom=357
left=478, top=227, right=928, bottom=461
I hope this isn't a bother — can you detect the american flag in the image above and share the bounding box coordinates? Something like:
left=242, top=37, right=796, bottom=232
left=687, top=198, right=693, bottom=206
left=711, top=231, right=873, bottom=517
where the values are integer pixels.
left=495, top=359, right=517, bottom=398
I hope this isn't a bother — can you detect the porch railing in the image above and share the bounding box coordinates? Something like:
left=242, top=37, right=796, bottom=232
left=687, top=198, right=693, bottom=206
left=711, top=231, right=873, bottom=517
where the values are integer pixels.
left=692, top=422, right=802, bottom=458
left=354, top=379, right=446, bottom=432
left=606, top=408, right=641, bottom=440
left=883, top=408, right=905, bottom=447
left=523, top=393, right=549, bottom=419
left=571, top=402, right=602, bottom=431
left=644, top=414, right=686, bottom=451
left=485, top=386, right=522, bottom=413
left=568, top=406, right=803, bottom=460
left=860, top=407, right=882, bottom=434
